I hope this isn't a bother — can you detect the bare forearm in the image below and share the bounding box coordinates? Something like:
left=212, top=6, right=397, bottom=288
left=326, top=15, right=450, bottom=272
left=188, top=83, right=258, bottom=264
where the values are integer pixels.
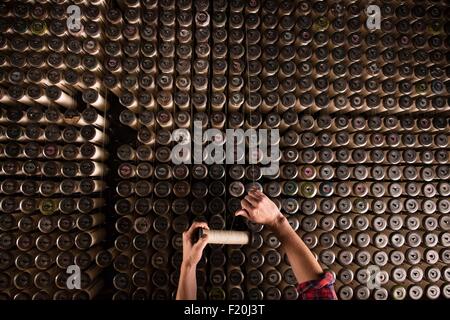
left=270, top=215, right=323, bottom=284
left=176, top=263, right=197, bottom=300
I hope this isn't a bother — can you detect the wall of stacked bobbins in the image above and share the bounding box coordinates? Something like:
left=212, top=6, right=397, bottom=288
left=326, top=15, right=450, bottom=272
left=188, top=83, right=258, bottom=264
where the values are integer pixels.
left=0, top=0, right=449, bottom=300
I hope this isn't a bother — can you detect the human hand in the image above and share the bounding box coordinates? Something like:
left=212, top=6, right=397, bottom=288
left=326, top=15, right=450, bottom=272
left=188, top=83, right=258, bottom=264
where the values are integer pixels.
left=235, top=189, right=285, bottom=229
left=181, top=221, right=209, bottom=268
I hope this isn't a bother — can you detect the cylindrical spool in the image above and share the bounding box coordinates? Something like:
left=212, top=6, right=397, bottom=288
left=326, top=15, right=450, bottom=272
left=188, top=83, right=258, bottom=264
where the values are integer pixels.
left=197, top=229, right=250, bottom=245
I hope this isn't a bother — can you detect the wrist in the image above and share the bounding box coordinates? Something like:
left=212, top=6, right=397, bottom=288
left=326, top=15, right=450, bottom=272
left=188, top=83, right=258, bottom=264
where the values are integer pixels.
left=267, top=211, right=287, bottom=232
left=181, top=260, right=197, bottom=272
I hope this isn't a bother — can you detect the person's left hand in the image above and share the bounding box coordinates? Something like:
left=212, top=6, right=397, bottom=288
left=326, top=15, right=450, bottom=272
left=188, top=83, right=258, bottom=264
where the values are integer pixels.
left=182, top=221, right=209, bottom=268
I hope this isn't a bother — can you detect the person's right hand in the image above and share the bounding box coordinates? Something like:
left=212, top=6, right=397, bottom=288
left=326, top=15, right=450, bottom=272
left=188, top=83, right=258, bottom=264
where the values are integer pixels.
left=235, top=189, right=284, bottom=228
left=181, top=221, right=209, bottom=268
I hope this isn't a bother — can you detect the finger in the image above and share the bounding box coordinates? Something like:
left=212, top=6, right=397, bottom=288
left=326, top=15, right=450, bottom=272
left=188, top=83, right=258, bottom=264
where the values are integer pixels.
left=250, top=188, right=263, bottom=196
left=192, top=233, right=209, bottom=252
left=254, top=189, right=267, bottom=199
left=253, top=188, right=264, bottom=195
left=245, top=194, right=260, bottom=207
left=181, top=231, right=192, bottom=247
left=240, top=198, right=255, bottom=214
left=192, top=221, right=209, bottom=230
left=247, top=192, right=262, bottom=202
left=249, top=188, right=261, bottom=196
left=249, top=186, right=264, bottom=196
left=235, top=209, right=250, bottom=219
left=185, top=221, right=209, bottom=240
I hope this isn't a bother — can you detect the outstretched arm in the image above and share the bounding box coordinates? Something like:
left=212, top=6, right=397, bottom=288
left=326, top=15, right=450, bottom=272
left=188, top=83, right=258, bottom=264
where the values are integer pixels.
left=236, top=189, right=323, bottom=284
left=176, top=222, right=209, bottom=300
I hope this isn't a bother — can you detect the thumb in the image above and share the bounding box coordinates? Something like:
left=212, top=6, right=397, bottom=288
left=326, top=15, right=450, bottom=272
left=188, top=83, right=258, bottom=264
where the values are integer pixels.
left=193, top=233, right=209, bottom=252
left=235, top=209, right=250, bottom=219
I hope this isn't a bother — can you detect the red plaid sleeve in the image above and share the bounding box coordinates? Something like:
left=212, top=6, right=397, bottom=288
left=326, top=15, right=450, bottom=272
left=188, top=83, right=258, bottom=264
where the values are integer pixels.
left=297, top=271, right=338, bottom=300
